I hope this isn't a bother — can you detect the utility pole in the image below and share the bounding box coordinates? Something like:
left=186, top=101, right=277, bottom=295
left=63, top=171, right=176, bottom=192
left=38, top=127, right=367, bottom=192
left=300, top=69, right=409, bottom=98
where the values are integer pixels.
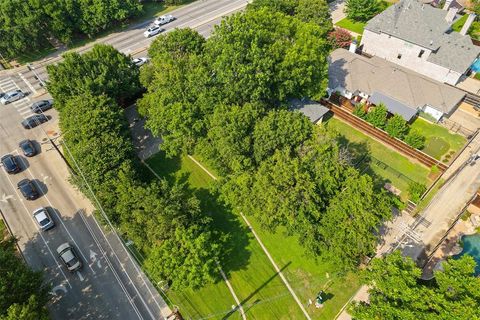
left=27, top=63, right=46, bottom=87
left=42, top=136, right=76, bottom=175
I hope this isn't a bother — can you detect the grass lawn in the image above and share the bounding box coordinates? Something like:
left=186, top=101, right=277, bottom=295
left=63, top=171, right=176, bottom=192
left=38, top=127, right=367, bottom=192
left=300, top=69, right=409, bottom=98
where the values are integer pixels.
left=410, top=118, right=466, bottom=161
left=335, top=18, right=366, bottom=34
left=15, top=2, right=190, bottom=64
left=146, top=152, right=361, bottom=319
left=326, top=117, right=431, bottom=200
left=451, top=14, right=480, bottom=40
left=146, top=153, right=305, bottom=319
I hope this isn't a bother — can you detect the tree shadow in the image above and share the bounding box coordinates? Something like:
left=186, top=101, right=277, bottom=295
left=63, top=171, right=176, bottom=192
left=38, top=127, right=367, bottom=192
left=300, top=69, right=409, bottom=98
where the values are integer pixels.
left=194, top=188, right=251, bottom=276
left=222, top=262, right=291, bottom=319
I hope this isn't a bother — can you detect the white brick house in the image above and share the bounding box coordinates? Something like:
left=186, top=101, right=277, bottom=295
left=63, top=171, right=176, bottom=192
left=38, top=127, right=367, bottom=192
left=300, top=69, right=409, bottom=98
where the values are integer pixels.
left=360, top=0, right=480, bottom=85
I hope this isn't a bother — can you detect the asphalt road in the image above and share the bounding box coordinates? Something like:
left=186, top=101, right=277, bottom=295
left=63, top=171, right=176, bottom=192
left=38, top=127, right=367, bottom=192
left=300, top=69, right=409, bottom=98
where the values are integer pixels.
left=0, top=0, right=249, bottom=319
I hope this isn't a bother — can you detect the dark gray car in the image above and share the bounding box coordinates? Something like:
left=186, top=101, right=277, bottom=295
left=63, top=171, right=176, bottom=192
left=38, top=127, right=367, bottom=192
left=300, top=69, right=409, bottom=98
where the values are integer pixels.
left=21, top=114, right=48, bottom=129
left=31, top=100, right=53, bottom=113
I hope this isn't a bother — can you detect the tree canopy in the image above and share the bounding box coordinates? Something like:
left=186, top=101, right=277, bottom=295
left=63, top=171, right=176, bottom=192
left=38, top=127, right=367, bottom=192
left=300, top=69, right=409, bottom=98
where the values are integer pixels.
left=0, top=239, right=49, bottom=319
left=345, top=0, right=381, bottom=22
left=0, top=0, right=142, bottom=59
left=351, top=252, right=480, bottom=319
left=47, top=44, right=141, bottom=106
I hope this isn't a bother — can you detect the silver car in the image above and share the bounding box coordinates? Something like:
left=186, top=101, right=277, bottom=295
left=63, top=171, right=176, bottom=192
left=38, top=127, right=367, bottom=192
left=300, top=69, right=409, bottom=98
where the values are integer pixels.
left=57, top=243, right=82, bottom=272
left=0, top=90, right=25, bottom=105
left=33, top=207, right=54, bottom=231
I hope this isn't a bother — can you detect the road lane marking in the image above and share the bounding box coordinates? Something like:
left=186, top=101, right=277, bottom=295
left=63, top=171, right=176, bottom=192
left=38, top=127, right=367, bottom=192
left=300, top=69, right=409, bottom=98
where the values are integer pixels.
left=78, top=210, right=143, bottom=320
left=89, top=249, right=102, bottom=269
left=77, top=271, right=85, bottom=281
left=63, top=141, right=165, bottom=318
left=51, top=284, right=68, bottom=296
left=0, top=193, right=14, bottom=203
left=0, top=166, right=72, bottom=288
left=15, top=153, right=96, bottom=275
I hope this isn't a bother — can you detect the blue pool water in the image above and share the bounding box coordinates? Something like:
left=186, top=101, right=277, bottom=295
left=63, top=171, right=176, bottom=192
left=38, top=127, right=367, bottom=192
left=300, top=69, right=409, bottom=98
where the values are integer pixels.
left=471, top=59, right=480, bottom=72
left=454, top=234, right=480, bottom=276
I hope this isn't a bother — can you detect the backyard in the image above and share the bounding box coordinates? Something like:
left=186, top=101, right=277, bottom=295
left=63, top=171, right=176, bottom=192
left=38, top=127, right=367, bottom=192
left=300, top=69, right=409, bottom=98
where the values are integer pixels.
left=326, top=117, right=432, bottom=201
left=144, top=152, right=361, bottom=319
left=334, top=1, right=394, bottom=35
left=410, top=117, right=466, bottom=162
left=452, top=14, right=480, bottom=40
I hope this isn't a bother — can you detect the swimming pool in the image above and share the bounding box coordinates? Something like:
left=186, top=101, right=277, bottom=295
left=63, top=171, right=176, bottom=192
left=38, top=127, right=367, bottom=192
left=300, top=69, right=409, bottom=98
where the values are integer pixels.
left=454, top=233, right=480, bottom=276
left=471, top=59, right=480, bottom=73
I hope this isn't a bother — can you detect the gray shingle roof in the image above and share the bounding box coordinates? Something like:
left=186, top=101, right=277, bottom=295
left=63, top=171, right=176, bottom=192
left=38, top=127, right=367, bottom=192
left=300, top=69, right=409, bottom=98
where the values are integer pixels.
left=368, top=91, right=419, bottom=121
left=290, top=98, right=330, bottom=123
left=328, top=49, right=465, bottom=115
left=365, top=0, right=480, bottom=73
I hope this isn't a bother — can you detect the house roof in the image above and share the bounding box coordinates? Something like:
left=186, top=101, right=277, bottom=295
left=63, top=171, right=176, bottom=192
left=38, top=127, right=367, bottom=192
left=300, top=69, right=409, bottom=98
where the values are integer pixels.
left=368, top=91, right=419, bottom=121
left=364, top=0, right=479, bottom=73
left=290, top=98, right=330, bottom=123
left=328, top=48, right=465, bottom=115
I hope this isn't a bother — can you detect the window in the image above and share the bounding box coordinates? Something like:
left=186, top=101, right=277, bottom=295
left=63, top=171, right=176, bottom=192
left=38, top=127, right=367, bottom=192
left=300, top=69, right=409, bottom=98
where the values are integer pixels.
left=418, top=50, right=425, bottom=58
left=397, top=53, right=402, bottom=59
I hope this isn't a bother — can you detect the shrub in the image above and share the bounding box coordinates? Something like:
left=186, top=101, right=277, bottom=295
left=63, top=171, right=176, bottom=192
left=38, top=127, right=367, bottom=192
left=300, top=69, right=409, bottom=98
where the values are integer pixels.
left=385, top=114, right=408, bottom=139
left=366, top=104, right=388, bottom=129
left=345, top=0, right=381, bottom=22
left=353, top=103, right=367, bottom=118
left=328, top=28, right=353, bottom=49
left=408, top=182, right=426, bottom=203
left=404, top=129, right=426, bottom=149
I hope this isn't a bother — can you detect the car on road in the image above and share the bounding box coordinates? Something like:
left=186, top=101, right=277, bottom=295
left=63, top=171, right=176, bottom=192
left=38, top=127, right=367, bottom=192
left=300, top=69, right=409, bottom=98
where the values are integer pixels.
left=31, top=100, right=53, bottom=113
left=33, top=207, right=54, bottom=231
left=0, top=90, right=25, bottom=105
left=154, top=14, right=175, bottom=25
left=17, top=179, right=39, bottom=200
left=21, top=114, right=49, bottom=129
left=132, top=57, right=149, bottom=67
left=1, top=154, right=21, bottom=174
left=57, top=243, right=82, bottom=272
left=19, top=139, right=37, bottom=157
left=144, top=25, right=164, bottom=38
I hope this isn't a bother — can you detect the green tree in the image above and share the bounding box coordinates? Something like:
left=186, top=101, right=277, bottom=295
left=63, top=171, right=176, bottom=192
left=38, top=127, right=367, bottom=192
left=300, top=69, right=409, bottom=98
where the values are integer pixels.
left=316, top=169, right=392, bottom=267
left=366, top=104, right=388, bottom=129
left=253, top=109, right=313, bottom=163
left=206, top=8, right=330, bottom=105
left=248, top=0, right=298, bottom=15
left=385, top=114, right=409, bottom=139
left=345, top=0, right=380, bottom=22
left=296, top=0, right=333, bottom=36
left=47, top=44, right=141, bottom=106
left=471, top=0, right=480, bottom=15
left=144, top=224, right=223, bottom=290
left=351, top=252, right=480, bottom=319
left=353, top=103, right=367, bottom=118
left=0, top=0, right=46, bottom=58
left=404, top=129, right=426, bottom=149
left=407, top=182, right=426, bottom=203
left=138, top=29, right=214, bottom=156
left=0, top=239, right=49, bottom=318
left=196, top=103, right=262, bottom=175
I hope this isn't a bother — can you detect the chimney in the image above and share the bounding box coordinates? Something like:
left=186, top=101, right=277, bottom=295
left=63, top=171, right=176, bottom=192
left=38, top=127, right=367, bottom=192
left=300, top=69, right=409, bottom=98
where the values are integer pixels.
left=349, top=40, right=357, bottom=53
left=460, top=13, right=477, bottom=36
left=443, top=0, right=453, bottom=10
left=445, top=8, right=458, bottom=22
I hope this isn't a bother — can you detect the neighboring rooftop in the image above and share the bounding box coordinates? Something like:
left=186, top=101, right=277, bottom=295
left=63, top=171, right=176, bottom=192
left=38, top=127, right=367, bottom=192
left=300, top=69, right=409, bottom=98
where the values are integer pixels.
left=290, top=98, right=330, bottom=123
left=364, top=0, right=479, bottom=73
left=328, top=48, right=466, bottom=115
left=368, top=91, right=418, bottom=121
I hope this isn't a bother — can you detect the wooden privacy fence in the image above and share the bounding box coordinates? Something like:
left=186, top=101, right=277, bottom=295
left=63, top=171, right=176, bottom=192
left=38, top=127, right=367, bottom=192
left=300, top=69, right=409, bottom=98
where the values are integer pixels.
left=321, top=99, right=449, bottom=171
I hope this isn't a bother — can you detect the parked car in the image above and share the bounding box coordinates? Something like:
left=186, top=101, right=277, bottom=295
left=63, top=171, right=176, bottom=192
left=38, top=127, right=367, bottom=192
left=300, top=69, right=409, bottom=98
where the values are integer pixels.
left=33, top=207, right=54, bottom=231
left=0, top=90, right=25, bottom=105
left=0, top=92, right=5, bottom=99
left=31, top=100, right=53, bottom=113
left=57, top=243, right=82, bottom=272
left=21, top=114, right=49, bottom=129
left=1, top=154, right=21, bottom=174
left=144, top=25, right=164, bottom=38
left=154, top=14, right=175, bottom=25
left=132, top=57, right=149, bottom=67
left=18, top=179, right=39, bottom=200
left=19, top=139, right=37, bottom=157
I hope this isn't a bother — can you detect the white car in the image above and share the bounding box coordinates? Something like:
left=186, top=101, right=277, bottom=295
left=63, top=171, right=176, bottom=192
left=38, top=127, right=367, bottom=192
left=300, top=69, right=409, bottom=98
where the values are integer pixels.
left=154, top=14, right=175, bottom=26
left=33, top=207, right=55, bottom=231
left=144, top=25, right=164, bottom=38
left=132, top=57, right=149, bottom=67
left=0, top=90, right=25, bottom=105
